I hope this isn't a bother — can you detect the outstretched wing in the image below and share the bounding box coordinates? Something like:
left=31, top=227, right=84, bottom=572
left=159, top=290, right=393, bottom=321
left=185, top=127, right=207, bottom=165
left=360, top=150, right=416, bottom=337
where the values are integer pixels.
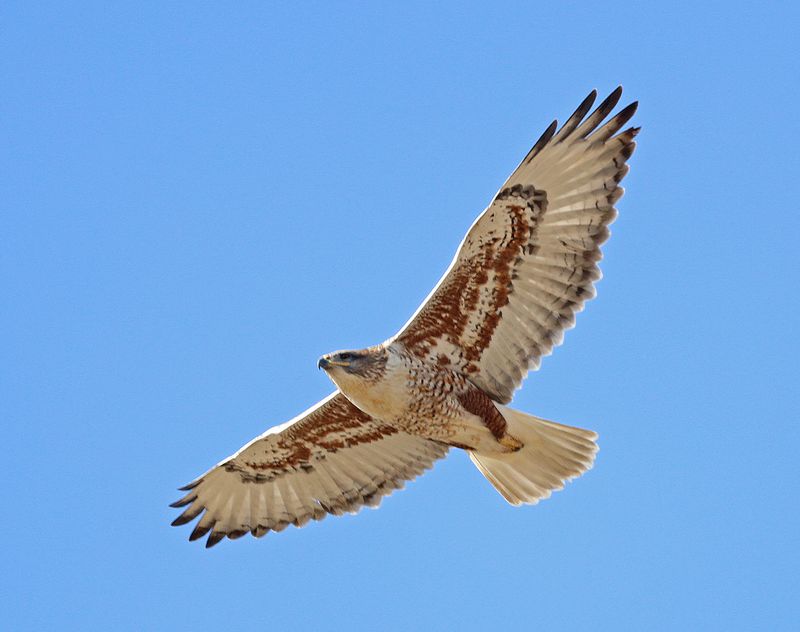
left=393, top=87, right=638, bottom=403
left=170, top=392, right=448, bottom=547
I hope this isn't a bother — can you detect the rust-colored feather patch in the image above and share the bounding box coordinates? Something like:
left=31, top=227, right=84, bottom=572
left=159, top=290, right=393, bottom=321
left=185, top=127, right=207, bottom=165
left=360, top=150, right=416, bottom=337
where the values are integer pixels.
left=457, top=387, right=508, bottom=441
left=225, top=394, right=399, bottom=482
left=397, top=185, right=545, bottom=376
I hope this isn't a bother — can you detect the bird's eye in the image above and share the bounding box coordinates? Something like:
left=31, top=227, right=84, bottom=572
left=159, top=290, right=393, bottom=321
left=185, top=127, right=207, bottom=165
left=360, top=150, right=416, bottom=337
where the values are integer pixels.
left=339, top=352, right=354, bottom=361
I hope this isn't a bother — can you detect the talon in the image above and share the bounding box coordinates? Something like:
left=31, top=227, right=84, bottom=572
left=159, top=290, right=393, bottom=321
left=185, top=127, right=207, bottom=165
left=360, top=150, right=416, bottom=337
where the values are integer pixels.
left=499, top=434, right=523, bottom=452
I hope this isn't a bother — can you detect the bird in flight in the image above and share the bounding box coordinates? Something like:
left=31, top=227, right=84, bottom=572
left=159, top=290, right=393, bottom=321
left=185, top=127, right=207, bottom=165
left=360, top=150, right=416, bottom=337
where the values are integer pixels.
left=171, top=87, right=639, bottom=548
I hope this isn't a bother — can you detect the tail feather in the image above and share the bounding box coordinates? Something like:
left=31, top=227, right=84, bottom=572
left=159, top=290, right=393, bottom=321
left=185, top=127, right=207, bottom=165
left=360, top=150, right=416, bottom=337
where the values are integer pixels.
left=469, top=405, right=598, bottom=506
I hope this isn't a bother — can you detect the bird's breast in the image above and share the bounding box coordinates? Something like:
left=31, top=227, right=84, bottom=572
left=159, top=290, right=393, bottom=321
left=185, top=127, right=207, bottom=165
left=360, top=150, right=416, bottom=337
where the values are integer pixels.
left=339, top=369, right=411, bottom=423
left=334, top=358, right=411, bottom=423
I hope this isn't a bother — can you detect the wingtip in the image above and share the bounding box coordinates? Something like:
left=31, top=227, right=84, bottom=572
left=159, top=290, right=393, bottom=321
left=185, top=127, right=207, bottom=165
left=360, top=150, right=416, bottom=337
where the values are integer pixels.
left=553, top=90, right=598, bottom=144
left=605, top=101, right=639, bottom=138
left=581, top=89, right=598, bottom=112
left=169, top=492, right=197, bottom=508
left=178, top=479, right=201, bottom=491
left=623, top=100, right=638, bottom=116
left=524, top=119, right=558, bottom=164
left=171, top=514, right=193, bottom=527
left=600, top=87, right=623, bottom=112
left=205, top=531, right=226, bottom=548
left=189, top=523, right=212, bottom=542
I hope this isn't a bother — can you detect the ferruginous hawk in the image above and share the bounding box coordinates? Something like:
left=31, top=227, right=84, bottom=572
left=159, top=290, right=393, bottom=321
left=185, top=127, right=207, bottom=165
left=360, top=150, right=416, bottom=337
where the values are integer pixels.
left=171, top=87, right=639, bottom=547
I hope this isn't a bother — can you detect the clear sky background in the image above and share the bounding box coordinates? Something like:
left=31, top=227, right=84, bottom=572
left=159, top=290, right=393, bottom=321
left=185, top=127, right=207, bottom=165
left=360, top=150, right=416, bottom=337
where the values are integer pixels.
left=3, top=2, right=798, bottom=630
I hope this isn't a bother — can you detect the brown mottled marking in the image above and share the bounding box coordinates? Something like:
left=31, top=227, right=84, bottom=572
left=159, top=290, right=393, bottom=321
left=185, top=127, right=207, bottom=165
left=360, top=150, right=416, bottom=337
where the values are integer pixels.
left=456, top=387, right=508, bottom=441
left=397, top=187, right=545, bottom=372
left=398, top=259, right=477, bottom=356
left=226, top=394, right=399, bottom=482
left=241, top=443, right=312, bottom=472
left=461, top=204, right=525, bottom=363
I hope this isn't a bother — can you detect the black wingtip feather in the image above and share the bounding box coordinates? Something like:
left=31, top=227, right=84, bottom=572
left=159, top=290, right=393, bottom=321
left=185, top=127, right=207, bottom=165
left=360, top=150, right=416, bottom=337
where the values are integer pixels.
left=525, top=119, right=558, bottom=163
left=205, top=531, right=226, bottom=548
left=179, top=479, right=202, bottom=491
left=580, top=89, right=599, bottom=112
left=189, top=522, right=213, bottom=541
left=590, top=100, right=640, bottom=143
left=596, top=87, right=623, bottom=117
left=171, top=513, right=195, bottom=527
left=559, top=89, right=598, bottom=139
left=615, top=101, right=638, bottom=126
left=169, top=494, right=196, bottom=508
left=578, top=87, right=624, bottom=139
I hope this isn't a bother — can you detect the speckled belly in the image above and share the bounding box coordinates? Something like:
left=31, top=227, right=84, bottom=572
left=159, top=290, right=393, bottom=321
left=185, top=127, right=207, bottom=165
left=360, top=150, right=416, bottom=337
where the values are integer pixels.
left=337, top=353, right=499, bottom=449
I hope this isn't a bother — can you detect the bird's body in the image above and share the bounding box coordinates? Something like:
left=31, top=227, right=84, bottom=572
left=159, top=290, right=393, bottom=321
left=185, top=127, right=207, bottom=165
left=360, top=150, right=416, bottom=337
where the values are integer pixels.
left=171, top=87, right=639, bottom=547
left=322, top=344, right=513, bottom=454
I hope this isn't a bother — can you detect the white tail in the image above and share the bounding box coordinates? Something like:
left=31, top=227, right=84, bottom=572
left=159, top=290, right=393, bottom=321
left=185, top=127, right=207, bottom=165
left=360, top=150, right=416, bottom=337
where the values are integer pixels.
left=469, top=405, right=598, bottom=506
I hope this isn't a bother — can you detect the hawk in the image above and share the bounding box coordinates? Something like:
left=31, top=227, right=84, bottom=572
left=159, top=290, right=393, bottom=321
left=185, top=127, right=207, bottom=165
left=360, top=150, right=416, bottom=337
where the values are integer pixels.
left=171, top=87, right=639, bottom=547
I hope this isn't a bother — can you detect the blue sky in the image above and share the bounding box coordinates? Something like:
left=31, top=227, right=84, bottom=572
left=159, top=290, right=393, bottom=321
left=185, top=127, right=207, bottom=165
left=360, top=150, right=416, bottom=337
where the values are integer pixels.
left=3, top=2, right=798, bottom=630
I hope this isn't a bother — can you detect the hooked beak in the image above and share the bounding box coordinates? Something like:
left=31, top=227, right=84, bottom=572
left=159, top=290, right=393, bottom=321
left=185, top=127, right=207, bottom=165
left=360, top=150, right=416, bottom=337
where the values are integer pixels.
left=318, top=356, right=349, bottom=370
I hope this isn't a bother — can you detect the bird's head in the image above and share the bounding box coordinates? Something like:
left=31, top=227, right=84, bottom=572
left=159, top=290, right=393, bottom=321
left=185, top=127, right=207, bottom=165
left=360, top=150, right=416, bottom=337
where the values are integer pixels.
left=318, top=347, right=388, bottom=387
